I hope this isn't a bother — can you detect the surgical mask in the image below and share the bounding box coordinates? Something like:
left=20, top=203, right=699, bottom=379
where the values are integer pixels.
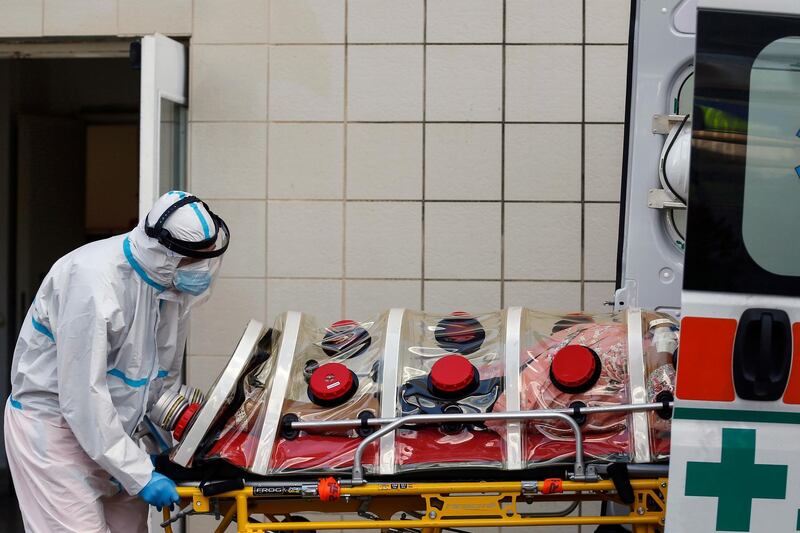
left=173, top=266, right=212, bottom=296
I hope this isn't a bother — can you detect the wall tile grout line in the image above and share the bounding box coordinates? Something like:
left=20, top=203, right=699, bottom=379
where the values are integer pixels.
left=262, top=42, right=626, bottom=47
left=247, top=198, right=619, bottom=204
left=500, top=0, right=507, bottom=309
left=183, top=1, right=631, bottom=364
left=225, top=276, right=614, bottom=283
left=420, top=0, right=428, bottom=311
left=342, top=0, right=350, bottom=318
left=580, top=0, right=588, bottom=492
left=580, top=0, right=588, bottom=316
left=190, top=120, right=625, bottom=126
left=264, top=38, right=271, bottom=325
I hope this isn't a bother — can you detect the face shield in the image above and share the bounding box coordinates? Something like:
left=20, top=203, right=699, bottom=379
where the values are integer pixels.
left=145, top=194, right=230, bottom=298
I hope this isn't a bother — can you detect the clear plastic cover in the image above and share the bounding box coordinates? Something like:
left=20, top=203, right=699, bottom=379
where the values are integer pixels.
left=642, top=312, right=679, bottom=461
left=169, top=319, right=270, bottom=467
left=494, top=311, right=633, bottom=466
left=392, top=310, right=507, bottom=472
left=178, top=308, right=678, bottom=474
left=268, top=313, right=387, bottom=474
left=196, top=315, right=284, bottom=470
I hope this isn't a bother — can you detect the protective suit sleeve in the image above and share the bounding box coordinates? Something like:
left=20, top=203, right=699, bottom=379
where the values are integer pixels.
left=162, top=308, right=190, bottom=393
left=55, top=285, right=153, bottom=495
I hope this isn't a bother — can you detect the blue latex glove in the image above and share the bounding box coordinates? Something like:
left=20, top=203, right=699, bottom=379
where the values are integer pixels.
left=138, top=472, right=180, bottom=511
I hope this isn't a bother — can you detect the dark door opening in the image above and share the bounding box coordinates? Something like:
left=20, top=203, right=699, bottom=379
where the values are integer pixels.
left=0, top=57, right=141, bottom=500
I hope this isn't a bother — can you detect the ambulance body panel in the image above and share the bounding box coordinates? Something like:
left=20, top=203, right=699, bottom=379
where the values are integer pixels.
left=664, top=3, right=800, bottom=531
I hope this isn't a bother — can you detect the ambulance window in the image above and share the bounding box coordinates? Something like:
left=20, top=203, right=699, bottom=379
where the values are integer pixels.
left=683, top=9, right=800, bottom=297
left=741, top=36, right=800, bottom=276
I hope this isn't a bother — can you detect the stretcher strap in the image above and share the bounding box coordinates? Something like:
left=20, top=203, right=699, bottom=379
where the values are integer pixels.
left=379, top=308, right=406, bottom=475
left=607, top=463, right=634, bottom=504
left=504, top=307, right=523, bottom=470
left=626, top=308, right=651, bottom=463
left=252, top=311, right=303, bottom=474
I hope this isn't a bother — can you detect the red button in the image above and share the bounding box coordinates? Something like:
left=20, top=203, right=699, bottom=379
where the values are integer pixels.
left=309, top=362, right=354, bottom=401
left=430, top=354, right=477, bottom=394
left=550, top=345, right=600, bottom=391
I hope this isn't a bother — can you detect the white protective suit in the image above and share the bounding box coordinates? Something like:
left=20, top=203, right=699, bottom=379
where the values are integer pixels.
left=4, top=191, right=226, bottom=532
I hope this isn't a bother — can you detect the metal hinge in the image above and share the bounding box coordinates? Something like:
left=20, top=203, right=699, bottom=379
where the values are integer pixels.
left=647, top=188, right=686, bottom=209
left=652, top=114, right=690, bottom=135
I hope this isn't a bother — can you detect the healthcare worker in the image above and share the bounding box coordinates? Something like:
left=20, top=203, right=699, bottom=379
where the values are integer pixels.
left=4, top=191, right=230, bottom=532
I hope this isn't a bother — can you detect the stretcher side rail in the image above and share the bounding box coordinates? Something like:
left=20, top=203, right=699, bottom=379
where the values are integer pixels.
left=351, top=410, right=585, bottom=483
left=164, top=478, right=669, bottom=533
left=286, top=401, right=673, bottom=432
left=343, top=401, right=672, bottom=483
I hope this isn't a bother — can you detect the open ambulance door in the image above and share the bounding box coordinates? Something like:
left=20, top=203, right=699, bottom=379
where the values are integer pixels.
left=665, top=1, right=800, bottom=531
left=617, top=0, right=697, bottom=314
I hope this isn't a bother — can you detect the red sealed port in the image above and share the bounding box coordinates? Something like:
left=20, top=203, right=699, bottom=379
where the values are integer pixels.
left=549, top=345, right=601, bottom=393
left=173, top=402, right=201, bottom=441
left=429, top=355, right=479, bottom=397
left=308, top=362, right=358, bottom=406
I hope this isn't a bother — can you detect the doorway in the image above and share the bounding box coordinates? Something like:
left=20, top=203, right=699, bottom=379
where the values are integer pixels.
left=0, top=56, right=141, bottom=498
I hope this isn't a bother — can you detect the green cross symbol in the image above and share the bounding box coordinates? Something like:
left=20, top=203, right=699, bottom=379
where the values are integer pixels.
left=685, top=428, right=788, bottom=531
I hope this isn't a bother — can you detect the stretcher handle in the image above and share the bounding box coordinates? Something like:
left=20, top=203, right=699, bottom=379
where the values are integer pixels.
left=200, top=478, right=246, bottom=496
left=288, top=401, right=673, bottom=431
left=161, top=503, right=193, bottom=529
left=351, top=410, right=585, bottom=484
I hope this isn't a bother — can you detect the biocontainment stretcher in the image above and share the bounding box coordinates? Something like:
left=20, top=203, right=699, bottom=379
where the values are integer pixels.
left=151, top=308, right=677, bottom=532
left=157, top=406, right=671, bottom=532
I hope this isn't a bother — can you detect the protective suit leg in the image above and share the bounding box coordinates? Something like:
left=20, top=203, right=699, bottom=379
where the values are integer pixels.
left=103, top=493, right=148, bottom=533
left=4, top=403, right=146, bottom=533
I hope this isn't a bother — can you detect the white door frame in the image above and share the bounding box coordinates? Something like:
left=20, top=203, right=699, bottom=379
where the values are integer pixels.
left=138, top=34, right=188, bottom=220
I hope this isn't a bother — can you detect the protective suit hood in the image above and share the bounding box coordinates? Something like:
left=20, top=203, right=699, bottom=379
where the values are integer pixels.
left=126, top=191, right=217, bottom=291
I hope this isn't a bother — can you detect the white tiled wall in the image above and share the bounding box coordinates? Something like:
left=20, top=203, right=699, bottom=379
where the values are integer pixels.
left=184, top=5, right=627, bottom=529
left=0, top=1, right=628, bottom=331
left=181, top=0, right=630, bottom=360
left=0, top=2, right=630, bottom=531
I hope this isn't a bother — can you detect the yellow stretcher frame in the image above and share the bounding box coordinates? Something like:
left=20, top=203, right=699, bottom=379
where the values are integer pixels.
left=163, top=477, right=668, bottom=533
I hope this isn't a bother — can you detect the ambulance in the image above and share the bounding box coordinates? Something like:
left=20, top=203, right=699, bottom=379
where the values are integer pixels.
left=620, top=1, right=800, bottom=531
